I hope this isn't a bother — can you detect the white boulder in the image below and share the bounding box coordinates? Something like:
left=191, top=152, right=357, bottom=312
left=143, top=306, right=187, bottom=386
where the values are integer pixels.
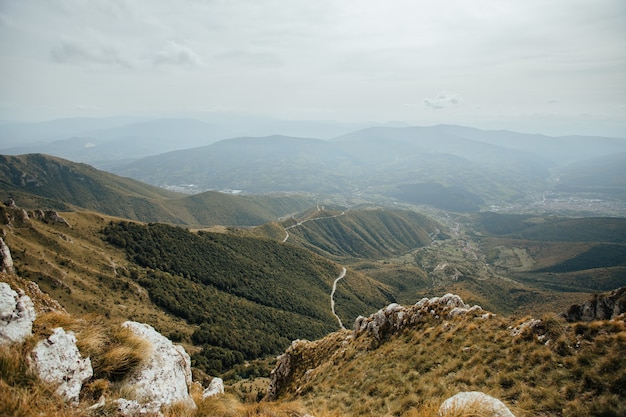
left=439, top=391, right=515, bottom=417
left=120, top=321, right=195, bottom=410
left=202, top=377, right=225, bottom=399
left=30, top=327, right=93, bottom=404
left=0, top=282, right=36, bottom=345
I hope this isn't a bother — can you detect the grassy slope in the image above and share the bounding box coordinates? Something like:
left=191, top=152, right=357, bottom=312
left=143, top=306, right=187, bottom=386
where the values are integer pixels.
left=272, top=308, right=626, bottom=417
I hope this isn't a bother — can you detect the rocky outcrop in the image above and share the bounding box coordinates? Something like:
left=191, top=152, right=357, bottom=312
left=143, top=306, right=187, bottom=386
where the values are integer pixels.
left=354, top=294, right=485, bottom=341
left=267, top=339, right=309, bottom=400
left=561, top=287, right=626, bottom=322
left=0, top=282, right=36, bottom=344
left=1, top=237, right=14, bottom=274
left=30, top=209, right=71, bottom=228
left=30, top=327, right=93, bottom=404
left=202, top=377, right=225, bottom=399
left=119, top=321, right=195, bottom=411
left=439, top=391, right=515, bottom=417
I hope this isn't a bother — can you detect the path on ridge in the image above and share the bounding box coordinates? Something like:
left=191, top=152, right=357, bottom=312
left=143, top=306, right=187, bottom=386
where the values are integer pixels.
left=282, top=206, right=347, bottom=243
left=280, top=207, right=349, bottom=329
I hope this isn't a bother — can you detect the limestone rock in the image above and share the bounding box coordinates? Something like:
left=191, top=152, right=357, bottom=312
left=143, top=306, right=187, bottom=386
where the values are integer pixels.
left=1, top=237, right=14, bottom=274
left=439, top=391, right=515, bottom=417
left=30, top=327, right=93, bottom=404
left=562, top=287, right=626, bottom=322
left=114, top=398, right=162, bottom=416
left=354, top=294, right=484, bottom=341
left=0, top=282, right=36, bottom=344
left=202, top=377, right=225, bottom=399
left=120, top=321, right=195, bottom=410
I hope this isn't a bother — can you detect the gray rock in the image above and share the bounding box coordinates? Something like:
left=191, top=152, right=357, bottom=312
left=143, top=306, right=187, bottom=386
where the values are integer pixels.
left=439, top=391, right=515, bottom=417
left=30, top=327, right=93, bottom=404
left=354, top=294, right=484, bottom=341
left=0, top=282, right=36, bottom=344
left=1, top=237, right=14, bottom=274
left=120, top=321, right=195, bottom=410
left=562, top=287, right=626, bottom=322
left=114, top=398, right=162, bottom=416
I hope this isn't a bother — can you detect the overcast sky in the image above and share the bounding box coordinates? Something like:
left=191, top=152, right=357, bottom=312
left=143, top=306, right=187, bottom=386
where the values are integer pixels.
left=0, top=0, right=625, bottom=136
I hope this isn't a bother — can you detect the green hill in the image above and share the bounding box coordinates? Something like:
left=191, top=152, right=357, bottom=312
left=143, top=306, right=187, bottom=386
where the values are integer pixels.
left=475, top=213, right=626, bottom=293
left=0, top=153, right=315, bottom=227
left=277, top=208, right=445, bottom=259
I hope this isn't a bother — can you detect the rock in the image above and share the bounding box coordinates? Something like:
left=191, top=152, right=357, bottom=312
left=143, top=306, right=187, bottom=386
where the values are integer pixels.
left=561, top=287, right=626, bottom=322
left=30, top=327, right=93, bottom=404
left=510, top=318, right=542, bottom=338
left=1, top=237, right=14, bottom=274
left=439, top=391, right=515, bottom=417
left=30, top=210, right=71, bottom=228
left=0, top=282, right=36, bottom=344
left=114, top=398, right=162, bottom=416
left=354, top=294, right=485, bottom=341
left=267, top=339, right=310, bottom=401
left=120, top=321, right=195, bottom=410
left=202, top=377, right=225, bottom=399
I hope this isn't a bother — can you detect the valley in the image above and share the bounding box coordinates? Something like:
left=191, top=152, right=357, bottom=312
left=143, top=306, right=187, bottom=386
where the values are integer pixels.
left=1, top=124, right=625, bottom=417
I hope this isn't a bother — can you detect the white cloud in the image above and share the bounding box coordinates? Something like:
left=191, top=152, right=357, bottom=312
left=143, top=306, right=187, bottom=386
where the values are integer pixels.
left=423, top=92, right=464, bottom=110
left=153, top=40, right=202, bottom=67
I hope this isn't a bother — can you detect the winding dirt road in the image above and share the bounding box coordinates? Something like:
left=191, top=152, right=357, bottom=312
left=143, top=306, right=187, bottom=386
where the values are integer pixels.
left=330, top=267, right=347, bottom=330
left=280, top=209, right=349, bottom=329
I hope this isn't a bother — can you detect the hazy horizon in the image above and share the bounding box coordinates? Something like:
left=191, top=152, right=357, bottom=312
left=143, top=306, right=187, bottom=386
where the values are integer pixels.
left=1, top=1, right=625, bottom=137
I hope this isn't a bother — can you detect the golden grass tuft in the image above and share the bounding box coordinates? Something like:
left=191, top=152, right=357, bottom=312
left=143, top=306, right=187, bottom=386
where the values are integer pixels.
left=33, top=311, right=152, bottom=380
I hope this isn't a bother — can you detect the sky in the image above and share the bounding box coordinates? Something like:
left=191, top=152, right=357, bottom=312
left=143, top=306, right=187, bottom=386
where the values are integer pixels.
left=0, top=0, right=625, bottom=136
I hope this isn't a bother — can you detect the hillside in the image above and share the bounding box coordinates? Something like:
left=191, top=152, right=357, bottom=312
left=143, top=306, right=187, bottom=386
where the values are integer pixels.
left=0, top=153, right=315, bottom=227
left=277, top=208, right=445, bottom=259
left=0, top=202, right=391, bottom=375
left=472, top=213, right=626, bottom=293
left=265, top=293, right=626, bottom=417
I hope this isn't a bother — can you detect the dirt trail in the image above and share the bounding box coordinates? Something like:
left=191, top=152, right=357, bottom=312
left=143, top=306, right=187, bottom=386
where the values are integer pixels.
left=330, top=267, right=347, bottom=330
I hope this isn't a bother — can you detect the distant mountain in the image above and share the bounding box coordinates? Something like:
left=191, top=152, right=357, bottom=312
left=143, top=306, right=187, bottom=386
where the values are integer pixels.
left=0, top=115, right=376, bottom=167
left=0, top=116, right=145, bottom=148
left=554, top=151, right=626, bottom=197
left=0, top=153, right=315, bottom=226
left=112, top=125, right=604, bottom=209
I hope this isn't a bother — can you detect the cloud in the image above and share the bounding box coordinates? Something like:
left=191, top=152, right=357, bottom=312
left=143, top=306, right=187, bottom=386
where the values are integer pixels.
left=50, top=37, right=130, bottom=67
left=153, top=40, right=202, bottom=67
left=423, top=91, right=464, bottom=109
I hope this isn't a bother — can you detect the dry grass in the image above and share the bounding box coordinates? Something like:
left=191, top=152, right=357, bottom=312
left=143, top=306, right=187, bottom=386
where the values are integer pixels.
left=270, top=313, right=626, bottom=417
left=33, top=311, right=152, bottom=381
left=0, top=343, right=79, bottom=417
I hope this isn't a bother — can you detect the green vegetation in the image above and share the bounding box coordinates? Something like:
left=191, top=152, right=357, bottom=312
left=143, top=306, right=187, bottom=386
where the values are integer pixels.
left=281, top=209, right=444, bottom=259
left=0, top=153, right=315, bottom=227
left=102, top=220, right=390, bottom=374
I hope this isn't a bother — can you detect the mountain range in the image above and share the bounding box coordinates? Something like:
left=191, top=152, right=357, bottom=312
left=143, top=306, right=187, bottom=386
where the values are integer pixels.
left=1, top=122, right=625, bottom=416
